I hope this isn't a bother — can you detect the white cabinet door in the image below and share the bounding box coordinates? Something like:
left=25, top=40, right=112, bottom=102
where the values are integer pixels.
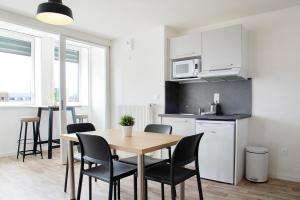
left=170, top=32, right=202, bottom=59
left=162, top=117, right=195, bottom=136
left=197, top=120, right=235, bottom=184
left=202, top=25, right=242, bottom=72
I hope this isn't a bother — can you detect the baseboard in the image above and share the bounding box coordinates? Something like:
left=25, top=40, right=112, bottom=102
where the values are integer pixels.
left=0, top=152, right=16, bottom=158
left=269, top=173, right=300, bottom=183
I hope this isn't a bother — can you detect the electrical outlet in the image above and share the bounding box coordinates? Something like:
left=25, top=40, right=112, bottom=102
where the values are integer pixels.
left=214, top=93, right=220, bottom=103
left=281, top=148, right=288, bottom=157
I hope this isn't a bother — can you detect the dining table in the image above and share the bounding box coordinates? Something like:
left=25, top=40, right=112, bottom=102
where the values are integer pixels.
left=61, top=129, right=185, bottom=200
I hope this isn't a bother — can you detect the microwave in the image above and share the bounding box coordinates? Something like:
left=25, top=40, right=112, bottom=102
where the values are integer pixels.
left=172, top=58, right=201, bottom=79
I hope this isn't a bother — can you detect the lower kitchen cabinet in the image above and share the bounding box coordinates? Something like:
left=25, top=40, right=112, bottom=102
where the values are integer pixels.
left=161, top=117, right=195, bottom=136
left=160, top=116, right=248, bottom=185
left=196, top=120, right=235, bottom=184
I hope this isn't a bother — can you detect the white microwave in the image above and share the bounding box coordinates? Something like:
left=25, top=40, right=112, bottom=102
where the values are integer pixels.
left=172, top=58, right=201, bottom=79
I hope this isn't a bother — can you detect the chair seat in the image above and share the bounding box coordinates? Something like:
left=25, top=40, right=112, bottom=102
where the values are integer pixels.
left=145, top=163, right=196, bottom=185
left=21, top=116, right=40, bottom=123
left=75, top=114, right=88, bottom=119
left=83, top=161, right=136, bottom=182
left=119, top=155, right=168, bottom=167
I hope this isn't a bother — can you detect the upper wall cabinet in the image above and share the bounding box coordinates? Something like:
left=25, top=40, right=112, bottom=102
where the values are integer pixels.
left=170, top=32, right=202, bottom=59
left=201, top=25, right=245, bottom=73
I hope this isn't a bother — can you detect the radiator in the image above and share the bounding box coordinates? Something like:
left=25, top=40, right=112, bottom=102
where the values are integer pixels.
left=118, top=104, right=155, bottom=131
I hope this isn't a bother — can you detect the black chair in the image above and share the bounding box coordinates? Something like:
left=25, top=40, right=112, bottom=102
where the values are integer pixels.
left=64, top=123, right=119, bottom=192
left=119, top=124, right=172, bottom=200
left=64, top=123, right=96, bottom=192
left=144, top=133, right=204, bottom=200
left=76, top=133, right=137, bottom=200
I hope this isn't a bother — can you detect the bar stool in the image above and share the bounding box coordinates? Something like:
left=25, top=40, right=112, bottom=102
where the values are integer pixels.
left=75, top=114, right=89, bottom=123
left=17, top=116, right=43, bottom=162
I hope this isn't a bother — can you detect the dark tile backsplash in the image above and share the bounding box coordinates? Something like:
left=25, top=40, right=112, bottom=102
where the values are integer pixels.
left=165, top=80, right=252, bottom=115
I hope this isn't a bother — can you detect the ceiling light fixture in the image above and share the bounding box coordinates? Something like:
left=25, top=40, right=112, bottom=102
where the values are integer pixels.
left=36, top=0, right=74, bottom=26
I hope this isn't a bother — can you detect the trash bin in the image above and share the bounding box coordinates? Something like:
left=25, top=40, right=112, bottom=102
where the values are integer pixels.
left=246, top=146, right=269, bottom=183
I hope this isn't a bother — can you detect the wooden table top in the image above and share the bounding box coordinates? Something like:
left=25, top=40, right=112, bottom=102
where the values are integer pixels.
left=61, top=129, right=183, bottom=154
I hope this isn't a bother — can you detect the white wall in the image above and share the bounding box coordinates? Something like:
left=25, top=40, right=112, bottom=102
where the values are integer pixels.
left=180, top=5, right=300, bottom=182
left=110, top=26, right=168, bottom=128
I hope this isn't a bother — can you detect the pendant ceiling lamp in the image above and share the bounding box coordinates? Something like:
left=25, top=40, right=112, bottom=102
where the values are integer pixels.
left=36, top=0, right=74, bottom=26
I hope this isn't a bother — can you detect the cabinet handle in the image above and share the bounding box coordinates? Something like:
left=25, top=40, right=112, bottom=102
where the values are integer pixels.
left=173, top=120, right=188, bottom=123
left=209, top=67, right=233, bottom=72
left=209, top=64, right=234, bottom=71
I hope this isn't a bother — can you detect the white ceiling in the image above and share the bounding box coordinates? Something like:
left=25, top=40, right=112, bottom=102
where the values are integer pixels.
left=0, top=0, right=299, bottom=39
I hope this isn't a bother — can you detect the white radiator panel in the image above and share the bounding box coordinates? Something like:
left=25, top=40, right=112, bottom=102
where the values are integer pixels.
left=118, top=104, right=155, bottom=131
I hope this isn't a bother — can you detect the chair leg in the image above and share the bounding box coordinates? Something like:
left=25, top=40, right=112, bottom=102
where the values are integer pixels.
left=89, top=163, right=92, bottom=200
left=114, top=181, right=117, bottom=200
left=134, top=175, right=137, bottom=200
left=171, top=184, right=176, bottom=200
left=35, top=122, right=43, bottom=159
left=22, top=122, right=28, bottom=162
left=64, top=161, right=69, bottom=192
left=161, top=183, right=165, bottom=200
left=77, top=172, right=83, bottom=200
left=17, top=122, right=23, bottom=159
left=196, top=172, right=204, bottom=199
left=108, top=181, right=113, bottom=200
left=117, top=180, right=120, bottom=200
left=145, top=179, right=148, bottom=200
left=94, top=163, right=97, bottom=182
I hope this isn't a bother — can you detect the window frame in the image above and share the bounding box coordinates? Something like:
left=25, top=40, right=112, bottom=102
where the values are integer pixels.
left=54, top=43, right=89, bottom=105
left=0, top=28, right=36, bottom=106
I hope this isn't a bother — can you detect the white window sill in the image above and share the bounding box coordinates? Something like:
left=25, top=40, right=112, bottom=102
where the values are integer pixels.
left=0, top=104, right=89, bottom=108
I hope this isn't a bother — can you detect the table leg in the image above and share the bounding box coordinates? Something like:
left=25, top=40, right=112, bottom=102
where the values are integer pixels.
left=34, top=107, right=42, bottom=154
left=69, top=107, right=76, bottom=123
left=137, top=154, right=145, bottom=200
left=48, top=108, right=53, bottom=159
left=180, top=181, right=185, bottom=200
left=68, top=141, right=76, bottom=200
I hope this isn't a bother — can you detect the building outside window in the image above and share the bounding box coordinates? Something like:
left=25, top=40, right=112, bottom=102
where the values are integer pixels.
left=0, top=29, right=35, bottom=105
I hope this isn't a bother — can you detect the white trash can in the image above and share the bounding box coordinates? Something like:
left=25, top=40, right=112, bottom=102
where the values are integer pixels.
left=246, top=146, right=269, bottom=182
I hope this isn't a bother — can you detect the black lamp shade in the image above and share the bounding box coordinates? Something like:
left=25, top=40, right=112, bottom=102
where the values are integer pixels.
left=36, top=0, right=74, bottom=25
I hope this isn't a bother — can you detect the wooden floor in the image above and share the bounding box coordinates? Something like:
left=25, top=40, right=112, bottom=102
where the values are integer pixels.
left=0, top=150, right=300, bottom=200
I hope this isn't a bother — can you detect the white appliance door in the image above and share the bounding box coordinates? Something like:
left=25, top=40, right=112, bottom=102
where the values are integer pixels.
left=197, top=120, right=235, bottom=184
left=172, top=60, right=194, bottom=78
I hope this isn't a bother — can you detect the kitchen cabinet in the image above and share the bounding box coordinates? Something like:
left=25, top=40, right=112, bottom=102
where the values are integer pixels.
left=196, top=119, right=248, bottom=185
left=201, top=25, right=244, bottom=73
left=169, top=32, right=202, bottom=59
left=196, top=120, right=235, bottom=184
left=161, top=117, right=195, bottom=136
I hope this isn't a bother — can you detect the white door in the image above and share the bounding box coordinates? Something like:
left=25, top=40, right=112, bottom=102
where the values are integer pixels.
left=202, top=25, right=242, bottom=71
left=170, top=32, right=202, bottom=59
left=197, top=120, right=235, bottom=184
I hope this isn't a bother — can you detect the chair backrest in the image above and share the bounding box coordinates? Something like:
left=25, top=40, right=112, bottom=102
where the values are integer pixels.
left=67, top=123, right=96, bottom=134
left=76, top=133, right=112, bottom=166
left=144, top=124, right=172, bottom=134
left=171, top=133, right=204, bottom=167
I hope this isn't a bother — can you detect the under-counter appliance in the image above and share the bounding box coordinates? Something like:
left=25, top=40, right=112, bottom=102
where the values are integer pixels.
left=197, top=120, right=235, bottom=184
left=172, top=58, right=200, bottom=79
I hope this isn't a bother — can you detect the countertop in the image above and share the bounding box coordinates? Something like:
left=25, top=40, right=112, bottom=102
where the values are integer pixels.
left=158, top=113, right=251, bottom=121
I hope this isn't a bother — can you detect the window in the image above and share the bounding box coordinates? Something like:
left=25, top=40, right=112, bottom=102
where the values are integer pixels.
left=0, top=29, right=35, bottom=105
left=53, top=43, right=89, bottom=105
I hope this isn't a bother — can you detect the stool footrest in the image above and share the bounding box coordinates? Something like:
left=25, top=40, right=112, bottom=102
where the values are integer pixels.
left=18, top=150, right=42, bottom=156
